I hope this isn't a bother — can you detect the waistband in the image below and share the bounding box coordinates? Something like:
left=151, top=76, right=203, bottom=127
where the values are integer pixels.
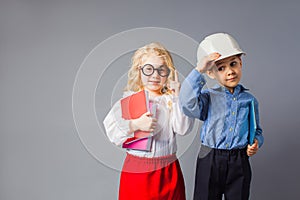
left=212, top=147, right=247, bottom=156
left=126, top=153, right=177, bottom=165
left=122, top=153, right=179, bottom=173
left=200, top=145, right=247, bottom=156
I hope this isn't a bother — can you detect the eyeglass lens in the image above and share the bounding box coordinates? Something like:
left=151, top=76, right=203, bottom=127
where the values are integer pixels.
left=141, top=64, right=170, bottom=77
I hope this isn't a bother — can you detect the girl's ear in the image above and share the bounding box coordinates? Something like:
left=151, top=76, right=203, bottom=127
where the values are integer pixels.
left=206, top=70, right=215, bottom=79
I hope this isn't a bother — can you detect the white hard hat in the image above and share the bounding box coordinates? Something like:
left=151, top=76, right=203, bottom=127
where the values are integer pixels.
left=197, top=33, right=245, bottom=62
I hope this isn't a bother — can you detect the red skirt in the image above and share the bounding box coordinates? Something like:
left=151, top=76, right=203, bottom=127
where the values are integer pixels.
left=119, top=153, right=186, bottom=200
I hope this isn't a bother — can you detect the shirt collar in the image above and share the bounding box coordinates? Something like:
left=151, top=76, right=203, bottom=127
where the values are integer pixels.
left=211, top=84, right=249, bottom=94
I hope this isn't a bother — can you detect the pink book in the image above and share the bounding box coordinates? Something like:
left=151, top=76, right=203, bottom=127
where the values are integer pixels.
left=122, top=136, right=153, bottom=151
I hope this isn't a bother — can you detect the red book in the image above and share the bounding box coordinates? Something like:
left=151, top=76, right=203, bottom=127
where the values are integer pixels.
left=120, top=90, right=154, bottom=151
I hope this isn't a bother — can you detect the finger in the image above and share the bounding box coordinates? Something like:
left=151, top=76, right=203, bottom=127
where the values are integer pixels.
left=169, top=82, right=174, bottom=92
left=145, top=112, right=152, bottom=117
left=251, top=149, right=257, bottom=154
left=247, top=151, right=251, bottom=156
left=251, top=148, right=256, bottom=152
left=209, top=52, right=221, bottom=61
left=151, top=122, right=157, bottom=127
left=249, top=143, right=257, bottom=148
left=247, top=148, right=254, bottom=155
left=174, top=70, right=179, bottom=82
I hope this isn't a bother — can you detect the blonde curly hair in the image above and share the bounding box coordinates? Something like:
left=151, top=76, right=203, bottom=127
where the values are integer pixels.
left=125, top=42, right=175, bottom=94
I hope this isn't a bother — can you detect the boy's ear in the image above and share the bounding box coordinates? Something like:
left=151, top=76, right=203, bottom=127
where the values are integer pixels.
left=237, top=55, right=243, bottom=68
left=206, top=70, right=215, bottom=79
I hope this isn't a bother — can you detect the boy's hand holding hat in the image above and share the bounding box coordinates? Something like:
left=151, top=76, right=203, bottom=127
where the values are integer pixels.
left=196, top=52, right=221, bottom=73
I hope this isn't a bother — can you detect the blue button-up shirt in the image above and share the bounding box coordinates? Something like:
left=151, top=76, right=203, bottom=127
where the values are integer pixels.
left=179, top=69, right=264, bottom=149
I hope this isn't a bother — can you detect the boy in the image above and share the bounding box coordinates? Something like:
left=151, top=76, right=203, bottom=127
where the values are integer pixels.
left=179, top=33, right=264, bottom=200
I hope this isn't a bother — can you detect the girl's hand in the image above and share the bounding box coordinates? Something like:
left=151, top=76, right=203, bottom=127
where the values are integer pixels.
left=169, top=70, right=180, bottom=96
left=247, top=139, right=259, bottom=157
left=196, top=52, right=221, bottom=73
left=130, top=112, right=157, bottom=133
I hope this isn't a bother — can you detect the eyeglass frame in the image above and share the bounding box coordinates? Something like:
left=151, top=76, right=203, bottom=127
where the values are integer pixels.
left=139, top=64, right=171, bottom=77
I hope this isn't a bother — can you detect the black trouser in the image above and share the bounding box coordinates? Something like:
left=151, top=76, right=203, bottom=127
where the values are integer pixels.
left=193, top=146, right=252, bottom=200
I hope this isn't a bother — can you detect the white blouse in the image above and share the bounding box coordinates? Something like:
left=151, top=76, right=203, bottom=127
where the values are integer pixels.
left=103, top=92, right=194, bottom=158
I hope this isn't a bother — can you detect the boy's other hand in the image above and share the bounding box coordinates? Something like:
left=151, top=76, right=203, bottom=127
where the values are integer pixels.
left=247, top=139, right=259, bottom=157
left=196, top=52, right=221, bottom=73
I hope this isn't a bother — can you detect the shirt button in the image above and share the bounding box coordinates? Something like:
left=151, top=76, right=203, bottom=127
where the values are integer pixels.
left=229, top=127, right=233, bottom=131
left=226, top=144, right=229, bottom=148
left=233, top=97, right=236, bottom=101
left=232, top=111, right=235, bottom=115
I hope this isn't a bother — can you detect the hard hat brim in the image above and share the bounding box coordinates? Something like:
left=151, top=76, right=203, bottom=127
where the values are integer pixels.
left=215, top=51, right=245, bottom=62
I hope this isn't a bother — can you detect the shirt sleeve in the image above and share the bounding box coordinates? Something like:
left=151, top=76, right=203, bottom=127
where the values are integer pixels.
left=103, top=100, right=132, bottom=146
left=254, top=98, right=264, bottom=147
left=179, top=69, right=210, bottom=120
left=171, top=96, right=195, bottom=136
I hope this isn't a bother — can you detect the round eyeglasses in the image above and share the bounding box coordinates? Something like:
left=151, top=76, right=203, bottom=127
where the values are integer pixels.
left=140, top=64, right=170, bottom=77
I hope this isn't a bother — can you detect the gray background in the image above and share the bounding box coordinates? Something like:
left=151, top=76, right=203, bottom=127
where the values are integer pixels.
left=1, top=0, right=300, bottom=199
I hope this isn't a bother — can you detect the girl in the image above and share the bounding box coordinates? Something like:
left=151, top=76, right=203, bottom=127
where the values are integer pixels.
left=103, top=42, right=194, bottom=200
